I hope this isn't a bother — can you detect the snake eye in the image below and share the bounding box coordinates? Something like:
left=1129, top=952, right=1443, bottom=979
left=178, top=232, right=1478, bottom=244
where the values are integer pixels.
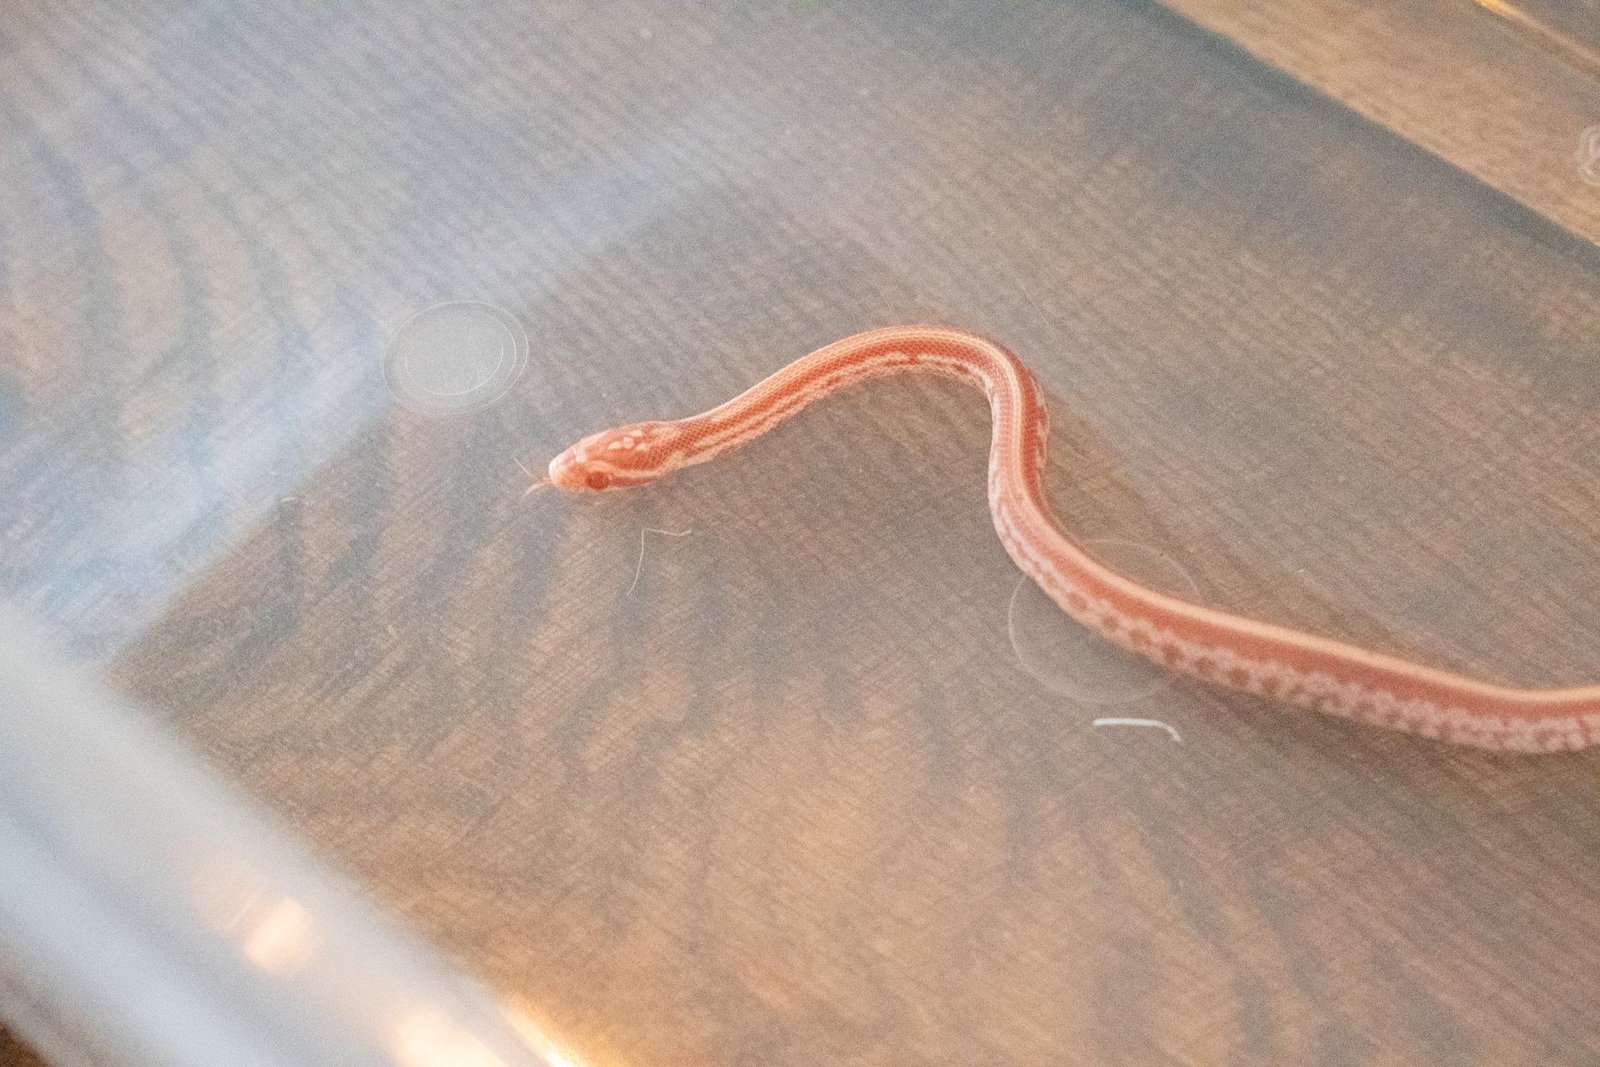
left=586, top=470, right=612, bottom=490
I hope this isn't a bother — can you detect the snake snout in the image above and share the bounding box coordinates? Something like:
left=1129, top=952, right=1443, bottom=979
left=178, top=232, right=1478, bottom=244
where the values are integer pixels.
left=547, top=449, right=588, bottom=492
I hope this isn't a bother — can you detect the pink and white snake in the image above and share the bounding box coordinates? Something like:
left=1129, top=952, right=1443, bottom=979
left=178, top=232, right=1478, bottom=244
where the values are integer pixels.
left=547, top=325, right=1600, bottom=753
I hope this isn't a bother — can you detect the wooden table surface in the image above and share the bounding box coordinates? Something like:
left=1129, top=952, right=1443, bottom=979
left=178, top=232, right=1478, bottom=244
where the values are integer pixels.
left=3, top=2, right=1599, bottom=1064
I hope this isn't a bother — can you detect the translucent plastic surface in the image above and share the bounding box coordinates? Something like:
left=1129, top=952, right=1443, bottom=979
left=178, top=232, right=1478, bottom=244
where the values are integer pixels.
left=4, top=2, right=1599, bottom=1064
left=0, top=613, right=559, bottom=1067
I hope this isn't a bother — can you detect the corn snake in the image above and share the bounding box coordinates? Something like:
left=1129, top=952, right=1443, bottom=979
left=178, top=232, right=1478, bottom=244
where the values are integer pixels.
left=547, top=325, right=1600, bottom=753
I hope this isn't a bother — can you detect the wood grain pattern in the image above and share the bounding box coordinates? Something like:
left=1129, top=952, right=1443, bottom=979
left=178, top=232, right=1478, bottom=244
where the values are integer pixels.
left=1157, top=0, right=1600, bottom=246
left=0, top=1033, right=44, bottom=1067
left=1474, top=0, right=1600, bottom=74
left=3, top=1, right=1599, bottom=1064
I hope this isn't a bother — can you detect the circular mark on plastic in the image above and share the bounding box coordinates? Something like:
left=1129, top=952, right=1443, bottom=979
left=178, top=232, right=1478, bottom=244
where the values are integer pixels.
left=384, top=301, right=527, bottom=415
left=1008, top=537, right=1200, bottom=704
left=1580, top=125, right=1600, bottom=186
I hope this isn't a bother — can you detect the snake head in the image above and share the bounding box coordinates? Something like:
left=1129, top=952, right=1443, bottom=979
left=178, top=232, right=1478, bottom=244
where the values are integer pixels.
left=548, top=421, right=684, bottom=492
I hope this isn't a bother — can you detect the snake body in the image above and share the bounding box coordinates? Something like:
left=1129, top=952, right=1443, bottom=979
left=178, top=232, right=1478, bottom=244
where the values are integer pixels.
left=548, top=325, right=1600, bottom=753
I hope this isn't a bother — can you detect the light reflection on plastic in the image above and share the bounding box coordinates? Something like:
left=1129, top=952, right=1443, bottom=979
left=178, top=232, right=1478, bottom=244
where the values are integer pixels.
left=503, top=1003, right=590, bottom=1067
left=392, top=1007, right=514, bottom=1067
left=240, top=898, right=315, bottom=973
